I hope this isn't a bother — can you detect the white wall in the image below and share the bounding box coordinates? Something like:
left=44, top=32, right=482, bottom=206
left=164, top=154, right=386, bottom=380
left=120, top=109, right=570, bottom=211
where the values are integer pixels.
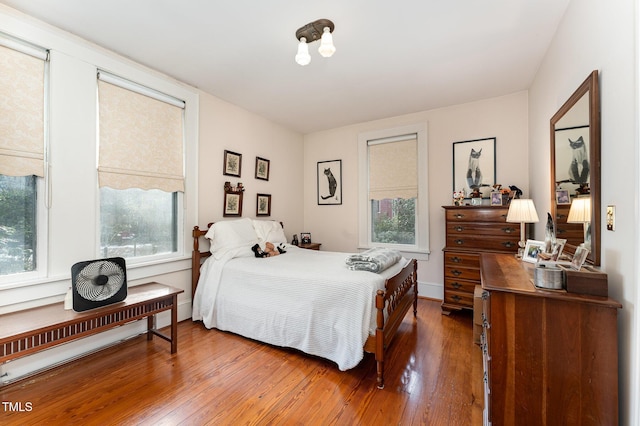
left=303, top=92, right=529, bottom=299
left=528, top=0, right=637, bottom=423
left=197, top=94, right=304, bottom=240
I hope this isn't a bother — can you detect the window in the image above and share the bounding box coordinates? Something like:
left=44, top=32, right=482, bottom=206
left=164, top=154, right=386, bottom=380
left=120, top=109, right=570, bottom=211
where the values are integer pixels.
left=358, top=124, right=430, bottom=257
left=0, top=176, right=37, bottom=274
left=0, top=35, right=48, bottom=277
left=97, top=72, right=185, bottom=261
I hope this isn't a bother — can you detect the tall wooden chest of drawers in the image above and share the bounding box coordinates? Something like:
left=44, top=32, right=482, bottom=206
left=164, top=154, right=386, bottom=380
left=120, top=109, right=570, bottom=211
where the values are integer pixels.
left=442, top=205, right=519, bottom=314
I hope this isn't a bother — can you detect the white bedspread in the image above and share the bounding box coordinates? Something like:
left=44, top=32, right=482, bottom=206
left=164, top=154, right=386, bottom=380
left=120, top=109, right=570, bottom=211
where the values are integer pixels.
left=192, top=245, right=406, bottom=370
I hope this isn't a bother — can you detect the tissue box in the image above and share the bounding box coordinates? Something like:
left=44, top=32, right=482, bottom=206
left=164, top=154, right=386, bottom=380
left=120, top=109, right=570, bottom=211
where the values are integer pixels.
left=563, top=267, right=608, bottom=297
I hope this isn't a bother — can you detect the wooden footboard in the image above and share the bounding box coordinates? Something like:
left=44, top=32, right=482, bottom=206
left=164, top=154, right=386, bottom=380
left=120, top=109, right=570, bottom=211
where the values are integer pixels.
left=363, top=258, right=418, bottom=389
left=192, top=224, right=418, bottom=390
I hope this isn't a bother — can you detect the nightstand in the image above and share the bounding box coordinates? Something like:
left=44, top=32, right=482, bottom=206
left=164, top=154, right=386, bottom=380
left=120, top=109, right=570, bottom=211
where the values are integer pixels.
left=299, top=242, right=321, bottom=250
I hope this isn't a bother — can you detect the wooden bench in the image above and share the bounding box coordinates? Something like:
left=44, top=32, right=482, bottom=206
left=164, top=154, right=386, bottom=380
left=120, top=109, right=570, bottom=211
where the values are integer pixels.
left=0, top=282, right=183, bottom=367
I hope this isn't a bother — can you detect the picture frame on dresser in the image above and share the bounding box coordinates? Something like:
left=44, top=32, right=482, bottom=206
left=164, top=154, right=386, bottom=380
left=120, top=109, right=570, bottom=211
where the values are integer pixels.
left=452, top=137, right=496, bottom=199
left=523, top=239, right=545, bottom=263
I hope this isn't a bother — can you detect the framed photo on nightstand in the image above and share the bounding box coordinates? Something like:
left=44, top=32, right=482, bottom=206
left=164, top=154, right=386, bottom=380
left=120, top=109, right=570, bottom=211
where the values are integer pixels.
left=300, top=233, right=311, bottom=244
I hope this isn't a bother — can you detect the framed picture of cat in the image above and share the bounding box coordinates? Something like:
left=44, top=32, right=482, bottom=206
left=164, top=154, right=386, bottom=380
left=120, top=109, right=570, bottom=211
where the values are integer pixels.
left=452, top=137, right=496, bottom=199
left=317, top=159, right=342, bottom=205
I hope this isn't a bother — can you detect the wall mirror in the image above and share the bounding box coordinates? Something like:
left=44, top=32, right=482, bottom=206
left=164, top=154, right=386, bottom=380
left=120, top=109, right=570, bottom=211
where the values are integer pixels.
left=550, top=70, right=600, bottom=265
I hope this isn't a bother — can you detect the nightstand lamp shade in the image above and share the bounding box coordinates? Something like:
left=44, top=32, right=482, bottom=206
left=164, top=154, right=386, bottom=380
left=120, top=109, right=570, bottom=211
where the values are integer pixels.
left=506, top=199, right=540, bottom=252
left=567, top=197, right=592, bottom=250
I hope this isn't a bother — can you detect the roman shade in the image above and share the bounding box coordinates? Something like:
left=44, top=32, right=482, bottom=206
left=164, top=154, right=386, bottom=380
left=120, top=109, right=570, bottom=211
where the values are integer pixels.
left=97, top=72, right=185, bottom=192
left=368, top=135, right=417, bottom=200
left=0, top=38, right=47, bottom=177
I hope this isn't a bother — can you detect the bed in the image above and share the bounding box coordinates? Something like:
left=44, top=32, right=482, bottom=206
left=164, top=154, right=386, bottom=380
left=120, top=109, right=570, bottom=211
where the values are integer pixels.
left=191, top=218, right=418, bottom=389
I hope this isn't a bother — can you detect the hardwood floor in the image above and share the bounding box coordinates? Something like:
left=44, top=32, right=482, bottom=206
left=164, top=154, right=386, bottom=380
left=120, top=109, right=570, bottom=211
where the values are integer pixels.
left=1, top=298, right=482, bottom=425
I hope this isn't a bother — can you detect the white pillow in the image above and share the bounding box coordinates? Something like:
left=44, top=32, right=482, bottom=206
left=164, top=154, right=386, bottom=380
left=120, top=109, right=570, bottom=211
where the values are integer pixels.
left=205, top=218, right=260, bottom=259
left=252, top=220, right=287, bottom=244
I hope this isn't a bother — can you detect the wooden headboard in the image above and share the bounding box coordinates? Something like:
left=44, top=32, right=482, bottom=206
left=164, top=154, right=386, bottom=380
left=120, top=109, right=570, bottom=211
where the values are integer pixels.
left=191, top=223, right=213, bottom=298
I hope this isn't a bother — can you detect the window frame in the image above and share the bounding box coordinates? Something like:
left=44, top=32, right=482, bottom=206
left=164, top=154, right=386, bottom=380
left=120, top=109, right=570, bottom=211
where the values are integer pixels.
left=358, top=123, right=430, bottom=259
left=96, top=72, right=186, bottom=265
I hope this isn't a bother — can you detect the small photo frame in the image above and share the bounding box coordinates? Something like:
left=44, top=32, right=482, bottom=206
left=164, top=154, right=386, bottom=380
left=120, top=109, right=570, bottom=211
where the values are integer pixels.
left=550, top=238, right=567, bottom=261
left=300, top=232, right=311, bottom=244
left=223, top=192, right=243, bottom=217
left=256, top=193, right=271, bottom=216
left=255, top=157, right=270, bottom=181
left=522, top=239, right=545, bottom=263
left=555, top=189, right=571, bottom=205
left=571, top=246, right=590, bottom=270
left=490, top=191, right=503, bottom=206
left=223, top=150, right=242, bottom=177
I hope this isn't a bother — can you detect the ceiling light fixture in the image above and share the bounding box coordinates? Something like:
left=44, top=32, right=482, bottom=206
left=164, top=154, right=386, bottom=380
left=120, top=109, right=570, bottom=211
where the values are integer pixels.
left=295, top=19, right=335, bottom=66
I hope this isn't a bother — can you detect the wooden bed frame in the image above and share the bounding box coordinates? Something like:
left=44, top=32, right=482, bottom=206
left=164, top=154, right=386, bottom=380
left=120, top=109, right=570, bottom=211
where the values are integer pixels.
left=191, top=224, right=418, bottom=389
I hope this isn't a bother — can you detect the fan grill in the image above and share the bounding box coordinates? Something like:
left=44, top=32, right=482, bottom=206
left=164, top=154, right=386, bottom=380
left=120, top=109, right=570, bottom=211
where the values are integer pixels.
left=76, top=260, right=125, bottom=301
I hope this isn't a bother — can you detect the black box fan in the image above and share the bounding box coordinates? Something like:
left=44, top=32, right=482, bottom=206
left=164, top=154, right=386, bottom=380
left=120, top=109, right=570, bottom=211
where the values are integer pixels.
left=71, top=257, right=127, bottom=312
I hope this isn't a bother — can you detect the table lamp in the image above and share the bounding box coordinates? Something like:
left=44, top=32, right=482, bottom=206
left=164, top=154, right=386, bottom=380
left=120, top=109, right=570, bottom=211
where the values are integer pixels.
left=506, top=199, right=539, bottom=257
left=567, top=197, right=591, bottom=251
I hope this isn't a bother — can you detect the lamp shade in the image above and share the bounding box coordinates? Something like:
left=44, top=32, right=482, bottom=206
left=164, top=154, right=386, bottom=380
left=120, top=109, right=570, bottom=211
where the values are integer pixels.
left=567, top=197, right=591, bottom=223
left=318, top=27, right=336, bottom=57
left=295, top=37, right=311, bottom=66
left=506, top=199, right=540, bottom=224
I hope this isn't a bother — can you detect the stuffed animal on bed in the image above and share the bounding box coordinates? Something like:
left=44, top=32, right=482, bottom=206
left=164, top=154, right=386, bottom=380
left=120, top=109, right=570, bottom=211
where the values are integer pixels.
left=252, top=242, right=287, bottom=257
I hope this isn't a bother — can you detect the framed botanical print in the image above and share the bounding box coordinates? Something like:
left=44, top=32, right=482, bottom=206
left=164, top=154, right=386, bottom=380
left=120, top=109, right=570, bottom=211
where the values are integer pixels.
left=223, top=150, right=242, bottom=177
left=255, top=157, right=270, bottom=181
left=256, top=193, right=271, bottom=216
left=317, top=159, right=342, bottom=205
left=223, top=192, right=243, bottom=217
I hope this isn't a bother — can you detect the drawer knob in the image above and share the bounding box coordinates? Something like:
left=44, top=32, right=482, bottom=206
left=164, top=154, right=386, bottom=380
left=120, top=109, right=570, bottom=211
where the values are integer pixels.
left=454, top=225, right=465, bottom=232
left=451, top=269, right=462, bottom=276
left=454, top=213, right=465, bottom=219
left=451, top=281, right=462, bottom=289
left=451, top=256, right=462, bottom=263
left=502, top=227, right=515, bottom=234
left=454, top=239, right=464, bottom=245
left=502, top=241, right=515, bottom=248
left=451, top=295, right=462, bottom=302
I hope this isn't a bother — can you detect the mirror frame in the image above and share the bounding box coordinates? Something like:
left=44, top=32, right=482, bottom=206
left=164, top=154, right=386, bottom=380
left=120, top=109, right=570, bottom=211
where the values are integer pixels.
left=550, top=70, right=601, bottom=265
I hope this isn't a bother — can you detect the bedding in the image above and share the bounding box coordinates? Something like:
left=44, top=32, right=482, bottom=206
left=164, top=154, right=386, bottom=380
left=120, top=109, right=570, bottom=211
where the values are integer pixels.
left=345, top=247, right=402, bottom=273
left=192, top=245, right=407, bottom=371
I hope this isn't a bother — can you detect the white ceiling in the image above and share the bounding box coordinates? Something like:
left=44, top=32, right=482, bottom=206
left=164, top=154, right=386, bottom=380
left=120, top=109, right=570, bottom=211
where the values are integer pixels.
left=1, top=0, right=570, bottom=134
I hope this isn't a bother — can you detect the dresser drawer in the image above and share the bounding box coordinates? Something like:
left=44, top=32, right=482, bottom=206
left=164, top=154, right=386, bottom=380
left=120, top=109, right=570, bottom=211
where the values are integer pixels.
left=446, top=222, right=518, bottom=237
left=443, top=289, right=474, bottom=308
left=445, top=208, right=509, bottom=223
left=444, top=277, right=477, bottom=294
left=443, top=251, right=479, bottom=268
left=444, top=266, right=481, bottom=281
left=446, top=234, right=519, bottom=252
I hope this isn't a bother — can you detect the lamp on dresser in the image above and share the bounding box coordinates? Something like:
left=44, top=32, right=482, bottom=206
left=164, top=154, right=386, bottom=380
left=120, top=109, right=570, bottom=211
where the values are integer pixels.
left=567, top=196, right=592, bottom=251
left=506, top=198, right=539, bottom=257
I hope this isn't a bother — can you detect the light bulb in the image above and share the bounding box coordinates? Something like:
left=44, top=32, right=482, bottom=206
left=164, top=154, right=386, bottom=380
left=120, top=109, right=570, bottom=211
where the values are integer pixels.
left=318, top=27, right=336, bottom=57
left=295, top=37, right=311, bottom=66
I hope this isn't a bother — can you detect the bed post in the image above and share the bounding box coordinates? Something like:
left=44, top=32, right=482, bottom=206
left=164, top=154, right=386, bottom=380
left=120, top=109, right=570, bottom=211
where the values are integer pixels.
left=191, top=226, right=201, bottom=299
left=375, top=289, right=386, bottom=389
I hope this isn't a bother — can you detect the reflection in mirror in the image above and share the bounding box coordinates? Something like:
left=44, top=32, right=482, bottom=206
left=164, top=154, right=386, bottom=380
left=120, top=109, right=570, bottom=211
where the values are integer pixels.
left=550, top=70, right=600, bottom=265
